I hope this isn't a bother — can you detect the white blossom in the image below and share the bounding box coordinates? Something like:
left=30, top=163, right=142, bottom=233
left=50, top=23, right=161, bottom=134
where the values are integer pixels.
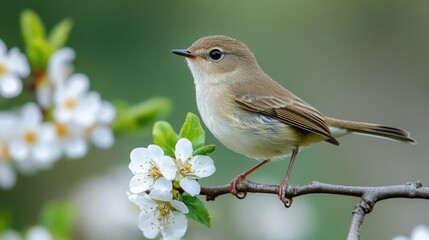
left=129, top=179, right=188, bottom=240
left=0, top=112, right=17, bottom=143
left=87, top=100, right=116, bottom=149
left=0, top=112, right=17, bottom=189
left=26, top=226, right=53, bottom=240
left=129, top=145, right=177, bottom=194
left=36, top=48, right=75, bottom=108
left=0, top=162, right=15, bottom=190
left=174, top=138, right=215, bottom=196
left=53, top=73, right=101, bottom=127
left=0, top=226, right=53, bottom=240
left=0, top=230, right=21, bottom=240
left=48, top=48, right=75, bottom=85
left=8, top=103, right=60, bottom=169
left=34, top=74, right=52, bottom=109
left=53, top=121, right=88, bottom=159
left=0, top=39, right=29, bottom=98
left=393, top=225, right=429, bottom=240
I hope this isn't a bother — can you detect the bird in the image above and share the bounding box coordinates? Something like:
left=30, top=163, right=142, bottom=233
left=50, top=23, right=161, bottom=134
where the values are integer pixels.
left=171, top=35, right=416, bottom=206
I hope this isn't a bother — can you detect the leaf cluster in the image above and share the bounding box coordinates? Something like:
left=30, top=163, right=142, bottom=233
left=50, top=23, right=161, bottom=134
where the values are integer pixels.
left=21, top=10, right=73, bottom=71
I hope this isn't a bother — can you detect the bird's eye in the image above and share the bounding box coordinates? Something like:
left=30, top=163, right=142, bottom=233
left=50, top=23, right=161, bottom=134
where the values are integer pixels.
left=208, top=49, right=223, bottom=61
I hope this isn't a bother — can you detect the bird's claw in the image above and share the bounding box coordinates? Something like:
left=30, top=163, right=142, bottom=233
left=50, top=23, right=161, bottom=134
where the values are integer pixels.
left=230, top=175, right=247, bottom=199
left=279, top=181, right=293, bottom=208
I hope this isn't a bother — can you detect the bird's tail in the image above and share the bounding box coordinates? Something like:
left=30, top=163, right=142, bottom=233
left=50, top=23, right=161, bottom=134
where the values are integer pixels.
left=325, top=117, right=416, bottom=144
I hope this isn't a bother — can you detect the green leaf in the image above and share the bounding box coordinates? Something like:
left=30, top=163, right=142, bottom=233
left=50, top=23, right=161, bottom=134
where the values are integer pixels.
left=20, top=10, right=55, bottom=70
left=193, top=144, right=215, bottom=155
left=27, top=38, right=53, bottom=70
left=48, top=19, right=73, bottom=50
left=40, top=202, right=76, bottom=239
left=179, top=112, right=205, bottom=150
left=112, top=97, right=172, bottom=134
left=20, top=9, right=46, bottom=46
left=181, top=195, right=211, bottom=228
left=153, top=121, right=178, bottom=156
left=0, top=210, right=12, bottom=233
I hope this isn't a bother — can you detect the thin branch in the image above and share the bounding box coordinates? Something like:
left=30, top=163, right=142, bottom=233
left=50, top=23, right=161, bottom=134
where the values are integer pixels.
left=200, top=181, right=429, bottom=240
left=347, top=201, right=367, bottom=240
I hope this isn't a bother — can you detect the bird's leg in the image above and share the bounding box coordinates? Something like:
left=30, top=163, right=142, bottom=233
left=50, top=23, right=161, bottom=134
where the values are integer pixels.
left=279, top=148, right=299, bottom=207
left=230, top=159, right=270, bottom=199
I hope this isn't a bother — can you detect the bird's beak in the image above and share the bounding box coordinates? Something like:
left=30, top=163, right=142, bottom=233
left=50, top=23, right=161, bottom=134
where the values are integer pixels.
left=171, top=49, right=196, bottom=59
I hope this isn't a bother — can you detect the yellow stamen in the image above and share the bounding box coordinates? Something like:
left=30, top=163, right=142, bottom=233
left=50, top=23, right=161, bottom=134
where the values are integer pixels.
left=85, top=124, right=96, bottom=135
left=64, top=98, right=77, bottom=109
left=0, top=63, right=7, bottom=75
left=24, top=131, right=37, bottom=144
left=55, top=123, right=69, bottom=139
left=0, top=144, right=11, bottom=161
left=179, top=163, right=192, bottom=175
left=149, top=165, right=162, bottom=179
left=157, top=202, right=172, bottom=217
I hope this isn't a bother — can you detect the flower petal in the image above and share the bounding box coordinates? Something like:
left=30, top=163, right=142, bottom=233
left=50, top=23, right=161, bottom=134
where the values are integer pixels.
left=74, top=91, right=101, bottom=126
left=150, top=177, right=173, bottom=201
left=38, top=123, right=56, bottom=142
left=36, top=84, right=52, bottom=109
left=0, top=229, right=21, bottom=240
left=171, top=200, right=189, bottom=214
left=179, top=177, right=200, bottom=196
left=153, top=177, right=172, bottom=192
left=48, top=47, right=75, bottom=85
left=162, top=211, right=188, bottom=240
left=128, top=193, right=156, bottom=209
left=189, top=155, right=216, bottom=178
left=129, top=174, right=154, bottom=193
left=0, top=75, right=22, bottom=98
left=21, top=103, right=42, bottom=127
left=158, top=156, right=177, bottom=180
left=148, top=144, right=164, bottom=162
left=0, top=162, right=16, bottom=189
left=97, top=101, right=116, bottom=124
left=64, top=137, right=88, bottom=159
left=91, top=126, right=114, bottom=148
left=139, top=210, right=160, bottom=239
left=26, top=226, right=53, bottom=240
left=33, top=142, right=60, bottom=166
left=7, top=47, right=30, bottom=77
left=148, top=145, right=179, bottom=180
left=149, top=189, right=173, bottom=202
left=67, top=73, right=89, bottom=95
left=9, top=139, right=29, bottom=161
left=411, top=225, right=429, bottom=240
left=53, top=105, right=73, bottom=124
left=129, top=148, right=151, bottom=174
left=0, top=112, right=18, bottom=138
left=174, top=138, right=193, bottom=164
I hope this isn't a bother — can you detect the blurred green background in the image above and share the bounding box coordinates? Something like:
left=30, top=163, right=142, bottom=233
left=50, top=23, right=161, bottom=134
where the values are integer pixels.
left=1, top=0, right=428, bottom=239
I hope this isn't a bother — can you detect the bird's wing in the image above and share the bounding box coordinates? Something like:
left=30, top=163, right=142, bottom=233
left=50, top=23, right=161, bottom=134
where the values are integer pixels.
left=235, top=94, right=340, bottom=145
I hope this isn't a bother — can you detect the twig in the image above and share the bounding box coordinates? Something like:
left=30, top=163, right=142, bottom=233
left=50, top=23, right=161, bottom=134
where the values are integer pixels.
left=347, top=200, right=367, bottom=240
left=200, top=181, right=429, bottom=240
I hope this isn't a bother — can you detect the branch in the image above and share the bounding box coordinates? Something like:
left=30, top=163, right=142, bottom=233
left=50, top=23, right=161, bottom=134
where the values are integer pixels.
left=200, top=180, right=429, bottom=240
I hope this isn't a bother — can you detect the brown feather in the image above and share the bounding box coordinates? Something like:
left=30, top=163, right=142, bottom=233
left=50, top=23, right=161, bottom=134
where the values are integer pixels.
left=325, top=117, right=416, bottom=144
left=235, top=94, right=340, bottom=145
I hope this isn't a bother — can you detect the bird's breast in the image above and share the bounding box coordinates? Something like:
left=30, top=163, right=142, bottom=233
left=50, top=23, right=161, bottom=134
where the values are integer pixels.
left=195, top=85, right=303, bottom=160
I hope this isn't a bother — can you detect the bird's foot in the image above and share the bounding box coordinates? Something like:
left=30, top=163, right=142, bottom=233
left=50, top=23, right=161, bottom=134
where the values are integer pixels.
left=279, top=179, right=293, bottom=208
left=229, top=175, right=247, bottom=199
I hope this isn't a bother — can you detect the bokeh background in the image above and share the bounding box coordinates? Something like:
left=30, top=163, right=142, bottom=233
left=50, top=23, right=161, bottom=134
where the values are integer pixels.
left=1, top=0, right=428, bottom=239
